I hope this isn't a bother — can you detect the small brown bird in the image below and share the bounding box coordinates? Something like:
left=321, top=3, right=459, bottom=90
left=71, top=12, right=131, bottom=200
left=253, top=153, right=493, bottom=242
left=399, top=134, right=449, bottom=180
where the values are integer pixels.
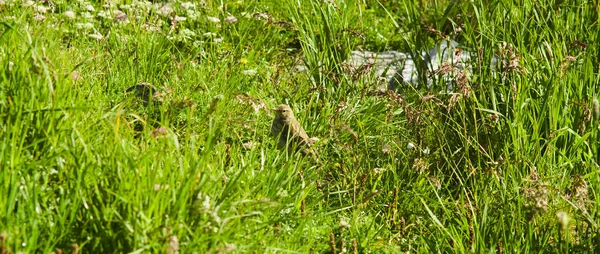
left=271, top=104, right=317, bottom=157
left=125, top=82, right=163, bottom=106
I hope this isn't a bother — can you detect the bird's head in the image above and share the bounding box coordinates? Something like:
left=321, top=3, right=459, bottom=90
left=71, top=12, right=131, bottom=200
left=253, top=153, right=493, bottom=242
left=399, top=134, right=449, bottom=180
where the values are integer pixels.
left=273, top=104, right=295, bottom=121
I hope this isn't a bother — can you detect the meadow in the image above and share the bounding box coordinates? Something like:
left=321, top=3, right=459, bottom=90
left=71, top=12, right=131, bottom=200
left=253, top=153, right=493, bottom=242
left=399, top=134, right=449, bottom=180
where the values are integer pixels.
left=1, top=0, right=599, bottom=253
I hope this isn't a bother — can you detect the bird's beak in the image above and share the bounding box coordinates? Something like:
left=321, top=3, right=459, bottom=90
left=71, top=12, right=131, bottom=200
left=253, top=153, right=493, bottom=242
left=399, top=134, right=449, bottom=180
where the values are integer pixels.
left=271, top=107, right=278, bottom=111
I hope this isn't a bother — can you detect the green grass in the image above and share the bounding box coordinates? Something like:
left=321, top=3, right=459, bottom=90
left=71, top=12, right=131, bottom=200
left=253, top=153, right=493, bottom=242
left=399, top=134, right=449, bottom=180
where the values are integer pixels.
left=1, top=0, right=600, bottom=253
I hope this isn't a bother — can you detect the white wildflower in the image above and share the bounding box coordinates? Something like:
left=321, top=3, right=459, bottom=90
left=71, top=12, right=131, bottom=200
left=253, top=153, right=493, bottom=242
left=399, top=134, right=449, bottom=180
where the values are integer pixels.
left=254, top=12, right=270, bottom=20
left=180, top=28, right=196, bottom=38
left=80, top=12, right=94, bottom=20
left=33, top=14, right=45, bottom=22
left=242, top=141, right=257, bottom=150
left=180, top=2, right=195, bottom=10
left=339, top=220, right=351, bottom=228
left=119, top=4, right=132, bottom=12
left=224, top=16, right=237, bottom=24
left=556, top=211, right=570, bottom=231
left=158, top=5, right=172, bottom=16
left=186, top=10, right=201, bottom=21
left=76, top=22, right=95, bottom=30
left=242, top=69, right=257, bottom=76
left=192, top=41, right=204, bottom=47
left=167, top=235, right=179, bottom=254
left=35, top=5, right=48, bottom=13
left=202, top=32, right=216, bottom=37
left=131, top=1, right=151, bottom=11
left=97, top=10, right=111, bottom=20
left=113, top=10, right=128, bottom=23
left=373, top=168, right=386, bottom=174
left=88, top=33, right=103, bottom=40
left=422, top=147, right=430, bottom=155
left=202, top=195, right=211, bottom=210
left=207, top=16, right=220, bottom=23
left=64, top=10, right=76, bottom=19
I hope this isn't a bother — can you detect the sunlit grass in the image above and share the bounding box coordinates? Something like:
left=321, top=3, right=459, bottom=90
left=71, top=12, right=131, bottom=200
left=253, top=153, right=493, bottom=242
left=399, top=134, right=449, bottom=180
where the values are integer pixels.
left=1, top=0, right=599, bottom=253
